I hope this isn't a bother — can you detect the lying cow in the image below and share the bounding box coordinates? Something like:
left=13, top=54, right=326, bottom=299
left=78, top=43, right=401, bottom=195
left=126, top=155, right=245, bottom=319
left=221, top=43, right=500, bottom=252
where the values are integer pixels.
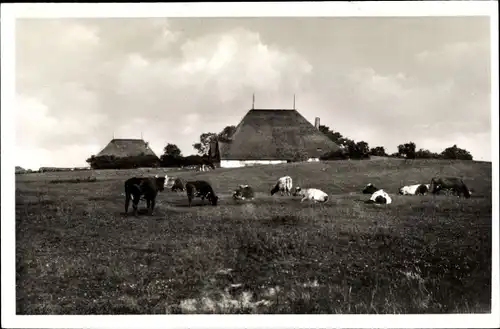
left=186, top=180, right=219, bottom=207
left=362, top=183, right=380, bottom=195
left=429, top=177, right=471, bottom=198
left=399, top=184, right=430, bottom=195
left=366, top=189, right=392, bottom=205
left=270, top=176, right=293, bottom=196
left=293, top=187, right=329, bottom=203
left=233, top=185, right=255, bottom=200
left=124, top=175, right=166, bottom=215
left=171, top=177, right=186, bottom=192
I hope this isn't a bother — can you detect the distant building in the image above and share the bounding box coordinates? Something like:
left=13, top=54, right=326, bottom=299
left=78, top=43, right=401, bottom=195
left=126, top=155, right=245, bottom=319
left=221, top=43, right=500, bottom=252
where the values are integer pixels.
left=214, top=108, right=340, bottom=168
left=88, top=138, right=160, bottom=169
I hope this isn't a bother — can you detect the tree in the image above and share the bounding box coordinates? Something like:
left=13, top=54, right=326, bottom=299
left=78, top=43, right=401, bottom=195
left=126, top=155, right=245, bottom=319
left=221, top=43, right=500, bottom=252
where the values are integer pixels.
left=441, top=144, right=473, bottom=160
left=163, top=143, right=182, bottom=158
left=370, top=146, right=387, bottom=157
left=192, top=125, right=237, bottom=156
left=160, top=143, right=183, bottom=167
left=355, top=141, right=370, bottom=158
left=415, top=148, right=440, bottom=159
left=218, top=125, right=237, bottom=142
left=319, top=125, right=344, bottom=145
left=397, top=142, right=416, bottom=159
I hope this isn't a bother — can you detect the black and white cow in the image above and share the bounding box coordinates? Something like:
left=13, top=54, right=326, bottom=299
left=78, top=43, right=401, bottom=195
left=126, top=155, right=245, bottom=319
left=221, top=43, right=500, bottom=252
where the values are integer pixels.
left=233, top=185, right=255, bottom=200
left=270, top=176, right=293, bottom=196
left=399, top=184, right=430, bottom=195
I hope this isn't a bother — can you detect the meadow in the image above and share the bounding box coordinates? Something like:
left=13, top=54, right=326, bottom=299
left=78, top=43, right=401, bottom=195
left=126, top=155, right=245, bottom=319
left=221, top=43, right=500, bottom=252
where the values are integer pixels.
left=15, top=158, right=492, bottom=314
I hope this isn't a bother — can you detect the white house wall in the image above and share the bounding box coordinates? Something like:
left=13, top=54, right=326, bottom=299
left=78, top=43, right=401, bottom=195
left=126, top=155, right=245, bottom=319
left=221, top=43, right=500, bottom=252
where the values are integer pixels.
left=220, top=158, right=320, bottom=168
left=220, top=160, right=287, bottom=168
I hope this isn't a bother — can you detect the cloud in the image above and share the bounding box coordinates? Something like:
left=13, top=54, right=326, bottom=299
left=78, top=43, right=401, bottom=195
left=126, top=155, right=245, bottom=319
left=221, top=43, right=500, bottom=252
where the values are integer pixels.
left=15, top=19, right=313, bottom=169
left=15, top=18, right=491, bottom=169
left=296, top=38, right=491, bottom=158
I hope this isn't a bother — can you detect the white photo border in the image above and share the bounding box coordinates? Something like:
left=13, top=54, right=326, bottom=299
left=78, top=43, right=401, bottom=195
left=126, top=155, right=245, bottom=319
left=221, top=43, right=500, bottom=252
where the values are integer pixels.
left=1, top=1, right=498, bottom=328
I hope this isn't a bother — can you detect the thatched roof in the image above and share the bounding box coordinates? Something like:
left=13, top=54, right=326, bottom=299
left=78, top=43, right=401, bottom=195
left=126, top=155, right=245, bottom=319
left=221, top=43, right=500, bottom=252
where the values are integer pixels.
left=219, top=109, right=341, bottom=161
left=96, top=139, right=159, bottom=159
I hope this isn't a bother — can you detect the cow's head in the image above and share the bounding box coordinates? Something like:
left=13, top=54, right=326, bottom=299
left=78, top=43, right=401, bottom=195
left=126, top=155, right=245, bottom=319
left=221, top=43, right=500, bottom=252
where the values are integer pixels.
left=362, top=183, right=378, bottom=194
left=398, top=186, right=405, bottom=195
left=154, top=176, right=166, bottom=192
left=208, top=192, right=219, bottom=206
left=270, top=183, right=279, bottom=195
left=293, top=186, right=302, bottom=197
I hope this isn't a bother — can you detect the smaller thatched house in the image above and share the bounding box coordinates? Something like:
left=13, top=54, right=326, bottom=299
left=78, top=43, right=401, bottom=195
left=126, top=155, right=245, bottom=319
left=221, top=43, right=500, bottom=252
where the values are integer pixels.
left=88, top=138, right=160, bottom=169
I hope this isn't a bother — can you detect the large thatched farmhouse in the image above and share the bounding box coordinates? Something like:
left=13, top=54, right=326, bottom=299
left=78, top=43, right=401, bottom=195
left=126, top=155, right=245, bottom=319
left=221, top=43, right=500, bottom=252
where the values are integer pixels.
left=88, top=138, right=160, bottom=169
left=214, top=109, right=341, bottom=168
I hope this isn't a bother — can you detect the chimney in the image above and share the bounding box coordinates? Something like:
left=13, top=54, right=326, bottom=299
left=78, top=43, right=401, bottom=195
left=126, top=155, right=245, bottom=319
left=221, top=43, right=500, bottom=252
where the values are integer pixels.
left=315, top=117, right=320, bottom=130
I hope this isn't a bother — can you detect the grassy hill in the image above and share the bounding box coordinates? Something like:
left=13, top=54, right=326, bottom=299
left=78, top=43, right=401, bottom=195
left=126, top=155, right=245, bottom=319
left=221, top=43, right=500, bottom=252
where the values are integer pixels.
left=15, top=159, right=492, bottom=314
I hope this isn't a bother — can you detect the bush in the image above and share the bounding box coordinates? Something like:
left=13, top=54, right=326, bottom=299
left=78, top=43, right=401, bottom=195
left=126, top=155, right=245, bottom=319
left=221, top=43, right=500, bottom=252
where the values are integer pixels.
left=86, top=155, right=160, bottom=169
left=319, top=150, right=349, bottom=161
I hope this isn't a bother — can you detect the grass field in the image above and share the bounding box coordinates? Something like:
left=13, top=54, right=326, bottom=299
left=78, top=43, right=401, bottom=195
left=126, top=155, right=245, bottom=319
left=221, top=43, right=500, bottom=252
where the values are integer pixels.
left=15, top=158, right=492, bottom=314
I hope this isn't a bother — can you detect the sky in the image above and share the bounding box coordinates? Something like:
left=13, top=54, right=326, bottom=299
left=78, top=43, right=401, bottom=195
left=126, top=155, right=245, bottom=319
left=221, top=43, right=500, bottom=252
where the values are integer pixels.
left=15, top=16, right=492, bottom=170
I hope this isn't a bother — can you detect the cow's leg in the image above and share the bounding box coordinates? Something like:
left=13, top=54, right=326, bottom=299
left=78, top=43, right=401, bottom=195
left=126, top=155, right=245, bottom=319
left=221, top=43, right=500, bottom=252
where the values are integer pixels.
left=188, top=195, right=192, bottom=207
left=301, top=196, right=307, bottom=203
left=125, top=193, right=131, bottom=214
left=132, top=194, right=140, bottom=216
left=146, top=199, right=151, bottom=210
left=150, top=198, right=156, bottom=215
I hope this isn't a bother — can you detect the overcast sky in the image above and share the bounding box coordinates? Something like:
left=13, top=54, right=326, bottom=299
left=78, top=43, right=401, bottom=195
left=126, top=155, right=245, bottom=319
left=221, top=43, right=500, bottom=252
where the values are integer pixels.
left=15, top=16, right=491, bottom=169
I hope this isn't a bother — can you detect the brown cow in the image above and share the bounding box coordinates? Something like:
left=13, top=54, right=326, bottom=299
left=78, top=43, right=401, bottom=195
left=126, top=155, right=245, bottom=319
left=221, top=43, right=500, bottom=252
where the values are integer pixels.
left=124, top=175, right=166, bottom=215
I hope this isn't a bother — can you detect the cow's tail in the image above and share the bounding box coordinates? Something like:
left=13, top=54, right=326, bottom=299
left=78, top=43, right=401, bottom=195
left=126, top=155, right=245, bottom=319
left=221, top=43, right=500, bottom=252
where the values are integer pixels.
left=461, top=180, right=472, bottom=198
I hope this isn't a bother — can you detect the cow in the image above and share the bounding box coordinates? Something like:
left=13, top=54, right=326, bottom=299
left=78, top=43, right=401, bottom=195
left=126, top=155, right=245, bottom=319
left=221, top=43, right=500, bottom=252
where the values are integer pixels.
left=362, top=183, right=380, bottom=195
left=270, top=176, right=293, bottom=196
left=366, top=189, right=392, bottom=205
left=429, top=177, right=471, bottom=198
left=124, top=175, right=166, bottom=215
left=293, top=187, right=329, bottom=203
left=399, top=184, right=430, bottom=196
left=171, top=177, right=186, bottom=192
left=186, top=180, right=219, bottom=207
left=233, top=184, right=255, bottom=200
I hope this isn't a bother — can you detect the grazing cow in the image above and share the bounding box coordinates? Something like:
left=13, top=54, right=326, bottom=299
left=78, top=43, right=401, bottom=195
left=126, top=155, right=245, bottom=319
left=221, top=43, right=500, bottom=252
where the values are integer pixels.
left=362, top=183, right=380, bottom=195
left=367, top=189, right=392, bottom=205
left=233, top=185, right=255, bottom=200
left=429, top=177, right=471, bottom=198
left=124, top=175, right=166, bottom=215
left=293, top=187, right=329, bottom=203
left=171, top=177, right=186, bottom=192
left=270, top=176, right=293, bottom=196
left=399, top=183, right=430, bottom=195
left=186, top=180, right=219, bottom=207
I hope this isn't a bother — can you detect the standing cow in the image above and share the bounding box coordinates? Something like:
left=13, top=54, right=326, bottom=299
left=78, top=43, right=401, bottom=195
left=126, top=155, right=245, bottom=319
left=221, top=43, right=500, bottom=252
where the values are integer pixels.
left=124, top=175, right=166, bottom=216
left=185, top=180, right=219, bottom=207
left=429, top=177, right=471, bottom=198
left=270, top=176, right=293, bottom=196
